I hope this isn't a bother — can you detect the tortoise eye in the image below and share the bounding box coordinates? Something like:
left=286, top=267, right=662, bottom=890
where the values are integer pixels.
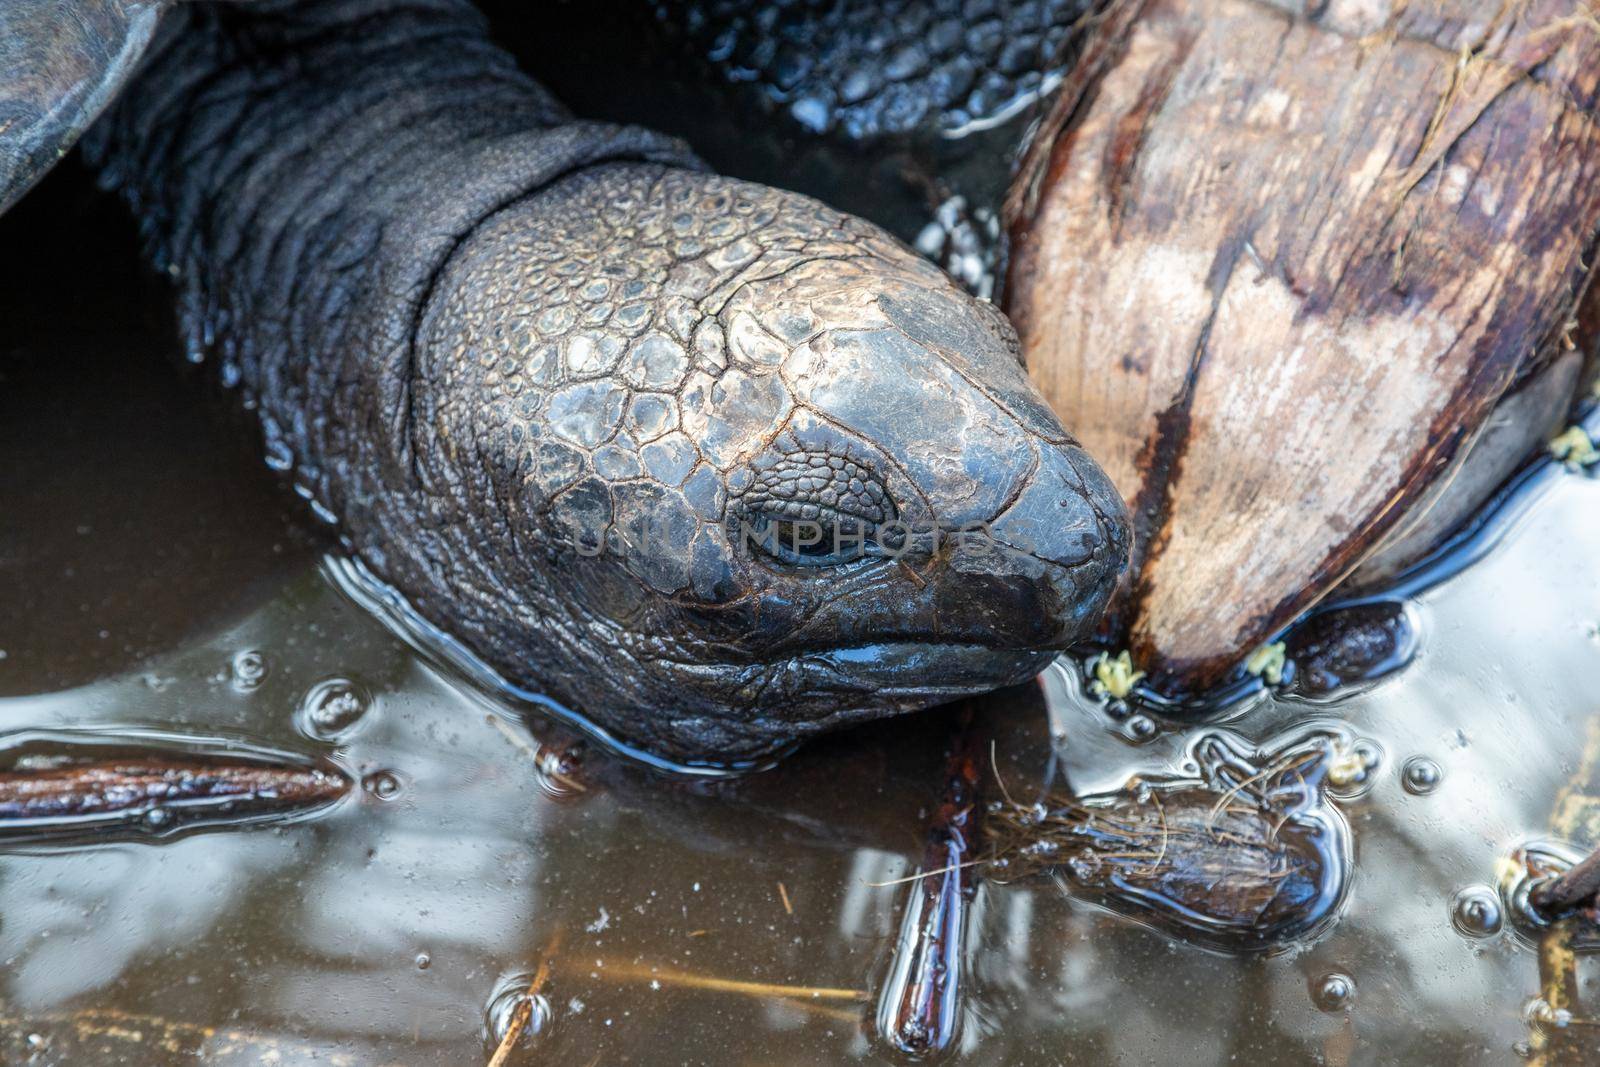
left=740, top=512, right=876, bottom=568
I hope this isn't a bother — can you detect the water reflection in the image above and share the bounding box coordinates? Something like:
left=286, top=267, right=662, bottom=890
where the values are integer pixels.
left=8, top=232, right=1600, bottom=1058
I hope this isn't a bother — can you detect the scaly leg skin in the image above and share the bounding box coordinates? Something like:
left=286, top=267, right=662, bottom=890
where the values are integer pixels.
left=85, top=0, right=1129, bottom=762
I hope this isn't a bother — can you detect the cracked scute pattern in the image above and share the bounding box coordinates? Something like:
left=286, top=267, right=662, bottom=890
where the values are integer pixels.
left=410, top=163, right=1129, bottom=759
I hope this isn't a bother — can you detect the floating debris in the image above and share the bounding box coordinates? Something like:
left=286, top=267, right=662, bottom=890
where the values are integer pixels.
left=1324, top=739, right=1381, bottom=798
left=295, top=677, right=374, bottom=742
left=1401, top=757, right=1443, bottom=797
left=0, top=731, right=349, bottom=843
left=1088, top=651, right=1144, bottom=701
left=1243, top=643, right=1287, bottom=686
left=1311, top=972, right=1356, bottom=1014
left=486, top=932, right=560, bottom=1067
left=987, top=728, right=1356, bottom=952
left=1549, top=426, right=1599, bottom=470
left=485, top=715, right=586, bottom=800
left=1451, top=886, right=1505, bottom=939
left=360, top=770, right=404, bottom=801
left=229, top=649, right=269, bottom=691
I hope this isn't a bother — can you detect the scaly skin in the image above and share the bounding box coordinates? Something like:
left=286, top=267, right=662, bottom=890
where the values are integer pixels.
left=83, top=0, right=1128, bottom=761
left=651, top=0, right=1096, bottom=140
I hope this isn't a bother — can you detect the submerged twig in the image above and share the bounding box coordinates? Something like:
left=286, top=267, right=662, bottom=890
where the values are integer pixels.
left=875, top=703, right=987, bottom=1058
left=1530, top=845, right=1600, bottom=919
left=485, top=715, right=585, bottom=795
left=0, top=1006, right=392, bottom=1062
left=487, top=930, right=562, bottom=1067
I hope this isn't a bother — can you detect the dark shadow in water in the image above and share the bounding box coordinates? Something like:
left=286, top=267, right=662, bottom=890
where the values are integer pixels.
left=0, top=161, right=325, bottom=694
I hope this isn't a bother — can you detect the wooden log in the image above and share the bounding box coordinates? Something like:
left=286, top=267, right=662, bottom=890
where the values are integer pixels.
left=1005, top=0, right=1600, bottom=693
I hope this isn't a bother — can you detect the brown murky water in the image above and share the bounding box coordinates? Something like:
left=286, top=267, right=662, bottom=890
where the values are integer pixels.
left=8, top=128, right=1600, bottom=1067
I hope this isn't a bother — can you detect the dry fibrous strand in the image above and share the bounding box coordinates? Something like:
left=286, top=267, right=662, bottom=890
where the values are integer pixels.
left=986, top=729, right=1355, bottom=951
left=0, top=755, right=350, bottom=839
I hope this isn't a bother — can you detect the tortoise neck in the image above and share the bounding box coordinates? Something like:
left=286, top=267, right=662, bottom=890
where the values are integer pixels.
left=81, top=0, right=692, bottom=514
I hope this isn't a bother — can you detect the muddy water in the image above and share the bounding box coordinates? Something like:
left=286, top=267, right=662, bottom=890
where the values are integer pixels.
left=8, top=142, right=1600, bottom=1067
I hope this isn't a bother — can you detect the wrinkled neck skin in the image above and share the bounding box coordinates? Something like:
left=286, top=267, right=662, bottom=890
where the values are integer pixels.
left=86, top=0, right=1128, bottom=763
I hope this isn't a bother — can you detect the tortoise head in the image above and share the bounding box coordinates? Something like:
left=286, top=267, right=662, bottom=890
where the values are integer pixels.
left=413, top=163, right=1129, bottom=761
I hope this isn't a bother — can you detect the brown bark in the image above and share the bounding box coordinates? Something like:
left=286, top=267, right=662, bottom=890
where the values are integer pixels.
left=0, top=758, right=350, bottom=832
left=1006, top=0, right=1600, bottom=693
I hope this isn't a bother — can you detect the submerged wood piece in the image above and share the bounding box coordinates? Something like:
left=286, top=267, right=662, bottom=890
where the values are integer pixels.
left=875, top=706, right=986, bottom=1059
left=0, top=756, right=350, bottom=839
left=1006, top=0, right=1600, bottom=693
left=1530, top=846, right=1600, bottom=918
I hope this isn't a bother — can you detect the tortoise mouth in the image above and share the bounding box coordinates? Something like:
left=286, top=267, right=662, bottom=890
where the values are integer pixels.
left=774, top=641, right=1056, bottom=697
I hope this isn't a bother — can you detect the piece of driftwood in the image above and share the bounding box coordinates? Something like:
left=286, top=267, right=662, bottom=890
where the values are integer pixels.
left=1006, top=0, right=1600, bottom=693
left=0, top=756, right=349, bottom=839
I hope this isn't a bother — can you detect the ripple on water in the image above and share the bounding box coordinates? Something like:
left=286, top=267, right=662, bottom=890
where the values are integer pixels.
left=484, top=971, right=553, bottom=1054
left=296, top=677, right=374, bottom=742
left=1451, top=886, right=1504, bottom=938
left=229, top=649, right=268, bottom=691
left=1401, top=756, right=1443, bottom=795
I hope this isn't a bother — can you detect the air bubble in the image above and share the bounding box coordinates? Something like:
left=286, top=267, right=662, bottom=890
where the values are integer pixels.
left=296, top=678, right=373, bottom=742
left=1125, top=715, right=1158, bottom=742
left=362, top=771, right=403, bottom=801
left=1311, top=972, right=1355, bottom=1012
left=1065, top=850, right=1103, bottom=883
left=1401, top=756, right=1442, bottom=795
left=484, top=971, right=553, bottom=1054
left=142, top=807, right=173, bottom=832
left=1451, top=885, right=1504, bottom=937
left=230, top=650, right=268, bottom=691
left=415, top=952, right=431, bottom=971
